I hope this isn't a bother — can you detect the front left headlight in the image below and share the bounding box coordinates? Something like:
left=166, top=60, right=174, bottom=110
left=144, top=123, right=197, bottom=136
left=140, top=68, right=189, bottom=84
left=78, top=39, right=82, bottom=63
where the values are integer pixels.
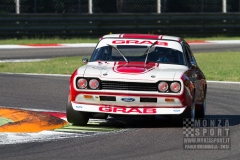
left=170, top=82, right=181, bottom=93
left=89, top=79, right=100, bottom=89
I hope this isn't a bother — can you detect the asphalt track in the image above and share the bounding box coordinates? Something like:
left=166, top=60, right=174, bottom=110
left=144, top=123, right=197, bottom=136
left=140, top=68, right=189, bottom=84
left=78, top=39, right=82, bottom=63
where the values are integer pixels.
left=1, top=43, right=240, bottom=59
left=0, top=45, right=240, bottom=159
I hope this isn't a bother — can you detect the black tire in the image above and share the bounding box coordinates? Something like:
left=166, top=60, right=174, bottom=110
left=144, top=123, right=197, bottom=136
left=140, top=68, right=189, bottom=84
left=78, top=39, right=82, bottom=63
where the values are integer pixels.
left=171, top=108, right=191, bottom=127
left=171, top=95, right=196, bottom=127
left=109, top=114, right=123, bottom=118
left=66, top=97, right=89, bottom=125
left=196, top=98, right=206, bottom=119
left=91, top=113, right=108, bottom=119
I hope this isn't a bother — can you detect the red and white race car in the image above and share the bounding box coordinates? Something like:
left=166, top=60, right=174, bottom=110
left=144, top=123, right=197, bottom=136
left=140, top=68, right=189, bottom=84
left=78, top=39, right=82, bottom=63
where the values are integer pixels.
left=66, top=34, right=207, bottom=125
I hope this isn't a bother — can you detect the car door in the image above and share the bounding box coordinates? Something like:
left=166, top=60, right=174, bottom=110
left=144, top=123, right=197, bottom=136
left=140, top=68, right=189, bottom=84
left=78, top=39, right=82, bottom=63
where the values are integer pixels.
left=184, top=43, right=206, bottom=103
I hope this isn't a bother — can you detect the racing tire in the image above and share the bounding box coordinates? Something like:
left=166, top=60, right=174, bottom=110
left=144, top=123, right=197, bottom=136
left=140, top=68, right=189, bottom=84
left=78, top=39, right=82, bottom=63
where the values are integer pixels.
left=196, top=98, right=206, bottom=119
left=91, top=113, right=108, bottom=119
left=171, top=96, right=195, bottom=127
left=66, top=97, right=89, bottom=125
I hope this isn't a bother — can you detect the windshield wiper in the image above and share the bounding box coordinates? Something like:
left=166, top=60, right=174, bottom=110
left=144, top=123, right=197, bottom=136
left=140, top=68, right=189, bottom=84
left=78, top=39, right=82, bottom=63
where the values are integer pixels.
left=107, top=44, right=128, bottom=63
left=144, top=41, right=158, bottom=64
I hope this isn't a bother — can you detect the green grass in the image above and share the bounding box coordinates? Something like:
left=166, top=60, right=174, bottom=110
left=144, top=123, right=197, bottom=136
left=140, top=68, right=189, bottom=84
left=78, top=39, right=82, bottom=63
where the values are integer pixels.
left=1, top=52, right=240, bottom=81
left=0, top=36, right=240, bottom=45
left=194, top=52, right=240, bottom=81
left=0, top=56, right=89, bottom=74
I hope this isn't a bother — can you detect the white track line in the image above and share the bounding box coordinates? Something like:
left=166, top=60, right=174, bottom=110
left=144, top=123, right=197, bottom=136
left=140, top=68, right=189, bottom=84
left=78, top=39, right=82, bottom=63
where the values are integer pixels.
left=207, top=40, right=240, bottom=44
left=207, top=80, right=240, bottom=84
left=0, top=72, right=70, bottom=77
left=0, top=59, right=48, bottom=63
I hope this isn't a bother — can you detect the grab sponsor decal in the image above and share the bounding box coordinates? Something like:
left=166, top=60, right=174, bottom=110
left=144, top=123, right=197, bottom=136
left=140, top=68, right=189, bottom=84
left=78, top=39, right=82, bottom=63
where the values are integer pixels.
left=72, top=102, right=186, bottom=114
left=112, top=40, right=168, bottom=46
left=96, top=38, right=183, bottom=51
left=99, top=106, right=157, bottom=114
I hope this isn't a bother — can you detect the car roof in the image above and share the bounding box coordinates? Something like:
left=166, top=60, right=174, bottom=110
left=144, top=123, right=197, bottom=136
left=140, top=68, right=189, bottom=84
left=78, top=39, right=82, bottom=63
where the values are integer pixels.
left=101, top=34, right=183, bottom=42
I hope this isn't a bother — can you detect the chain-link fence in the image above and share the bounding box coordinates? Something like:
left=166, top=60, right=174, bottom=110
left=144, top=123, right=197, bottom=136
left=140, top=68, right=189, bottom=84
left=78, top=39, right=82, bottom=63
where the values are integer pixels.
left=0, top=0, right=240, bottom=14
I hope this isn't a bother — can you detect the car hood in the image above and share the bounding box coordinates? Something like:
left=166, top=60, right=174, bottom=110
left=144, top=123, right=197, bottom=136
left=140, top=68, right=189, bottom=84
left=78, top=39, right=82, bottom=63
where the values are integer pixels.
left=78, top=61, right=188, bottom=82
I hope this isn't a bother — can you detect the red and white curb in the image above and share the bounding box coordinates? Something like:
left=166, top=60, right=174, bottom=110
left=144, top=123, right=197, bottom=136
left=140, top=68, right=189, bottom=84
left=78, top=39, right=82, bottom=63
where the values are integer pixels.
left=0, top=43, right=96, bottom=49
left=0, top=108, right=106, bottom=145
left=1, top=40, right=240, bottom=49
left=0, top=131, right=82, bottom=145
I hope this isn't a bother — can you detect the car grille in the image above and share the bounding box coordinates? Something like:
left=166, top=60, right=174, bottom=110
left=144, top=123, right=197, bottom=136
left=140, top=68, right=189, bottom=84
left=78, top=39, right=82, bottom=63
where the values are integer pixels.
left=101, top=81, right=157, bottom=91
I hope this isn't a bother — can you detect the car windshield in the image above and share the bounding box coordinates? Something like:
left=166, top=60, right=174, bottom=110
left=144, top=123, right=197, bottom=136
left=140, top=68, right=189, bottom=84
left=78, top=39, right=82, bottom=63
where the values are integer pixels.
left=90, top=45, right=185, bottom=65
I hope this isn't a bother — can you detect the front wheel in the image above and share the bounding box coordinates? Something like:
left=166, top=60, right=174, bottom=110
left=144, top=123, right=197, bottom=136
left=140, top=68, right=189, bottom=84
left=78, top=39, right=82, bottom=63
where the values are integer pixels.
left=171, top=107, right=195, bottom=126
left=66, top=97, right=89, bottom=125
left=196, top=98, right=206, bottom=119
left=171, top=96, right=195, bottom=126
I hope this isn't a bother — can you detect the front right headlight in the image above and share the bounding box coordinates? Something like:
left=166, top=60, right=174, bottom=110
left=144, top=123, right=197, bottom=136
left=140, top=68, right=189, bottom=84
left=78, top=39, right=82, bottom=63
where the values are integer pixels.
left=77, top=78, right=87, bottom=89
left=158, top=81, right=169, bottom=92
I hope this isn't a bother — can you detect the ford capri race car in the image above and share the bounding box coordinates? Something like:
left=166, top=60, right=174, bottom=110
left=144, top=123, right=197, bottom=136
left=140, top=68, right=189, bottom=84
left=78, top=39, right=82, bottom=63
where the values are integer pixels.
left=67, top=34, right=207, bottom=125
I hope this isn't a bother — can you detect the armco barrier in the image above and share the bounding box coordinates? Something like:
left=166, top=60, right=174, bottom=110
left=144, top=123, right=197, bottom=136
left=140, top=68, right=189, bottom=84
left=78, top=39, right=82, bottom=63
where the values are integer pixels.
left=0, top=13, right=240, bottom=38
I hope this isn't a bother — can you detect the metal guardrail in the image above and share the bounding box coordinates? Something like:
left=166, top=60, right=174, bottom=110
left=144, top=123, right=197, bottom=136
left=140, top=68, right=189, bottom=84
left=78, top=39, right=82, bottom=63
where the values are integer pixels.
left=0, top=13, right=239, bottom=38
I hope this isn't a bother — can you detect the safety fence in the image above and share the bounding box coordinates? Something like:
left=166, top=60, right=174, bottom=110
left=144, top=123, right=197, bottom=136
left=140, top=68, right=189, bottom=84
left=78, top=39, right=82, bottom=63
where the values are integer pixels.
left=0, top=13, right=240, bottom=38
left=1, top=0, right=240, bottom=14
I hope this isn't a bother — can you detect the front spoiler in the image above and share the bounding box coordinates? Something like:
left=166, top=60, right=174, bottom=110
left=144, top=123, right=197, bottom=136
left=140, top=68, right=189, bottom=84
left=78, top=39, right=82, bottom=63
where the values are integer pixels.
left=71, top=101, right=187, bottom=115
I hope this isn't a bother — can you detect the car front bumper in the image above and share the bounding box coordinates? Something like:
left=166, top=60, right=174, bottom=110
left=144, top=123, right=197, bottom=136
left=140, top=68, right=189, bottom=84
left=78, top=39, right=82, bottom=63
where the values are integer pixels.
left=71, top=94, right=187, bottom=115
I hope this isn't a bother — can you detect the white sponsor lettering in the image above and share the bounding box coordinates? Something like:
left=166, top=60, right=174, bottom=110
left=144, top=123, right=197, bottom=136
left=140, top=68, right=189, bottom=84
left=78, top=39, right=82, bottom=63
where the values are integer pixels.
left=99, top=106, right=157, bottom=114
left=112, top=40, right=168, bottom=46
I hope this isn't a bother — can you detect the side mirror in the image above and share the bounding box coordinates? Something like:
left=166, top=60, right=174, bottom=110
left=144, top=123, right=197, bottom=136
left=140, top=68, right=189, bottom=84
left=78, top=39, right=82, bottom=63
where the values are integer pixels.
left=82, top=57, right=88, bottom=64
left=190, top=57, right=197, bottom=67
left=191, top=62, right=197, bottom=68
